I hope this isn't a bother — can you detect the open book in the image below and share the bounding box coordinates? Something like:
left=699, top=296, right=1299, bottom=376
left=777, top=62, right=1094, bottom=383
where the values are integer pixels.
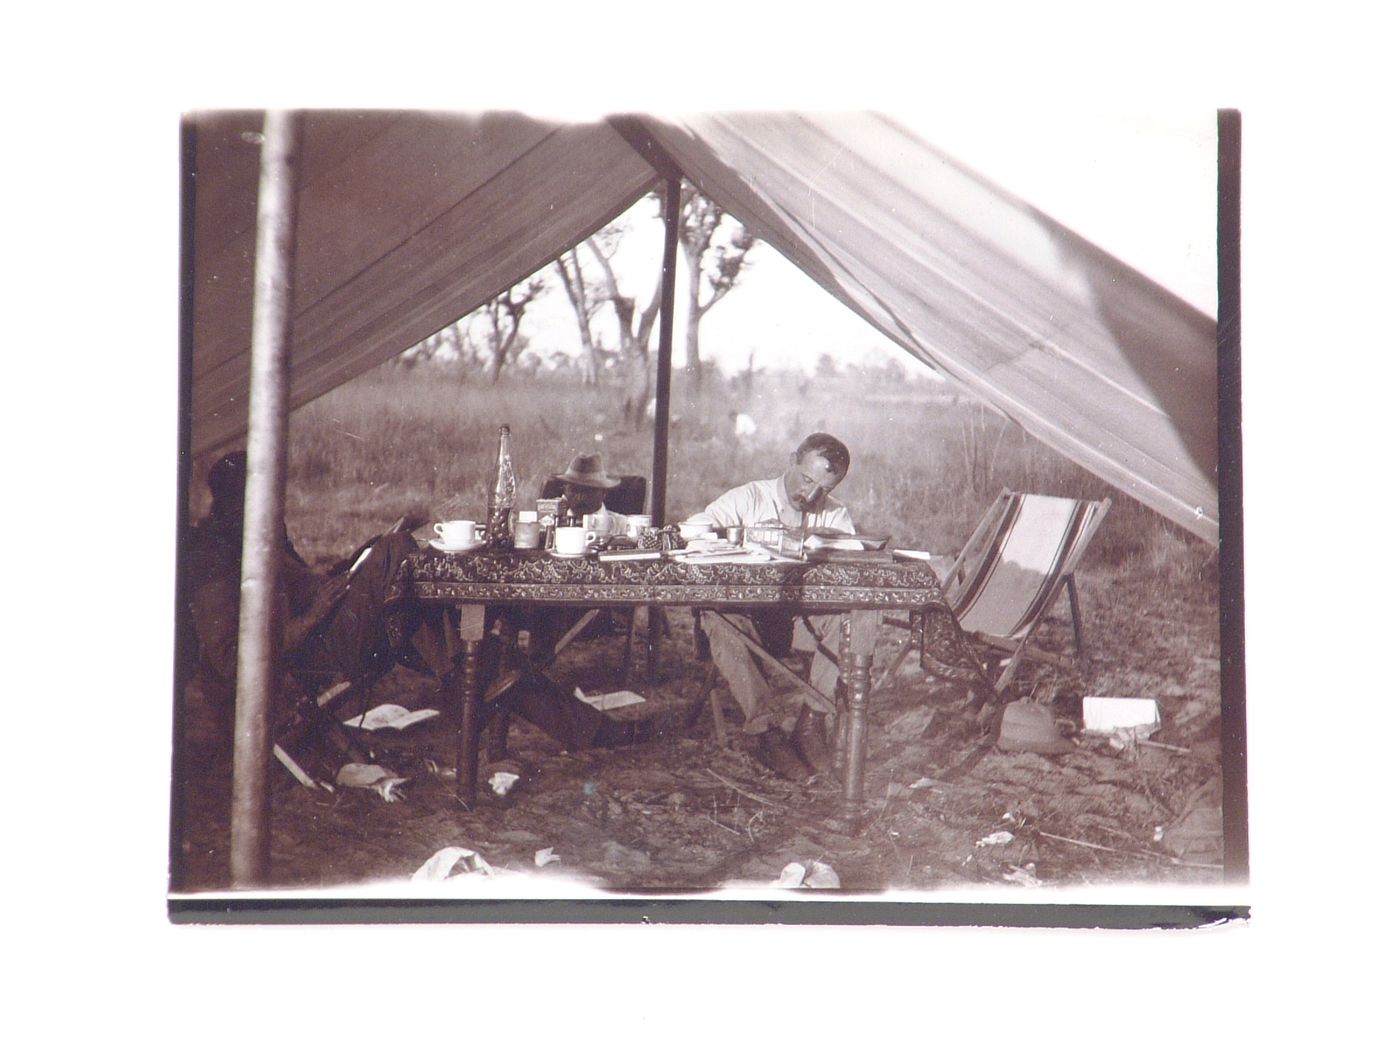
left=802, top=532, right=890, bottom=551
left=342, top=704, right=440, bottom=731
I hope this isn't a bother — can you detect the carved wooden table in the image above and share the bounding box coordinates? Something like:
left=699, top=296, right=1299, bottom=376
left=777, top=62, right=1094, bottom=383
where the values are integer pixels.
left=393, top=548, right=971, bottom=808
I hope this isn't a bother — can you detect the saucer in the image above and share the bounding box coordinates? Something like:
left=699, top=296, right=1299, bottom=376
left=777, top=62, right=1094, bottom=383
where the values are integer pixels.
left=429, top=538, right=484, bottom=553
left=548, top=549, right=588, bottom=560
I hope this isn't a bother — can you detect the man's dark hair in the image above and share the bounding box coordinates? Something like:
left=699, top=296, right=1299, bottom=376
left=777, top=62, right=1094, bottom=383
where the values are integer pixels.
left=795, top=432, right=850, bottom=478
left=208, top=450, right=248, bottom=509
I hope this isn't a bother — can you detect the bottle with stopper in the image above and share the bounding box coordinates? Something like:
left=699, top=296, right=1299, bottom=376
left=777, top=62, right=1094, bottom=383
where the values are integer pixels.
left=484, top=424, right=517, bottom=549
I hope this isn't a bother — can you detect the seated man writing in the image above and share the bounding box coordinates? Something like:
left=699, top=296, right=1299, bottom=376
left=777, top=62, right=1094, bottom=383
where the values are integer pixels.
left=693, top=432, right=856, bottom=779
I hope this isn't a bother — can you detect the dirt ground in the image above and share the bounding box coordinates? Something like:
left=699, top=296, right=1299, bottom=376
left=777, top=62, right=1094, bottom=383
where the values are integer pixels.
left=171, top=566, right=1226, bottom=898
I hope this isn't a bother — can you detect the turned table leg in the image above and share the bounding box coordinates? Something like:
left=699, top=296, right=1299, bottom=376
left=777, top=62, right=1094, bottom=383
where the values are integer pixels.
left=841, top=610, right=879, bottom=806
left=455, top=604, right=487, bottom=807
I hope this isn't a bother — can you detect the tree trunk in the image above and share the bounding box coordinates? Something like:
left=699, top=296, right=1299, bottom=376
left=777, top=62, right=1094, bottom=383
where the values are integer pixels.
left=683, top=245, right=704, bottom=377
left=555, top=253, right=599, bottom=386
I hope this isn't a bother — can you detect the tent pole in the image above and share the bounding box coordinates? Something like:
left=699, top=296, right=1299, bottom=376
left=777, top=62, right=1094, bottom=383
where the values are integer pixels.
left=646, top=176, right=682, bottom=679
left=231, top=110, right=302, bottom=888
left=651, top=175, right=681, bottom=525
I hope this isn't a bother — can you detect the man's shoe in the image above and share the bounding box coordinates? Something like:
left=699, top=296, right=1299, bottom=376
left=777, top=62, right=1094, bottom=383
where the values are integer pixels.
left=756, top=727, right=810, bottom=780
left=791, top=707, right=834, bottom=774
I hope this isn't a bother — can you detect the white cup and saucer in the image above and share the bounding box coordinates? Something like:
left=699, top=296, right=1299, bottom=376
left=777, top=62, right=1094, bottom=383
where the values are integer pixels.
left=550, top=525, right=599, bottom=558
left=677, top=518, right=716, bottom=542
left=430, top=519, right=484, bottom=552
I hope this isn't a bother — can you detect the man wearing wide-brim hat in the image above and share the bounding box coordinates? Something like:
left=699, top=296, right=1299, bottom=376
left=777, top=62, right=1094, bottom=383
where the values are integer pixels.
left=553, top=452, right=625, bottom=533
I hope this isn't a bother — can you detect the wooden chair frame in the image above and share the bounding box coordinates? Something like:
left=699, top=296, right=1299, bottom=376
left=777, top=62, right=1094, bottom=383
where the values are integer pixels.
left=877, top=489, right=1110, bottom=696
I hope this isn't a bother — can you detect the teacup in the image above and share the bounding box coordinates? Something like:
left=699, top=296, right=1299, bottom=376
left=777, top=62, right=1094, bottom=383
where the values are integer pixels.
left=433, top=519, right=482, bottom=550
left=553, top=525, right=598, bottom=556
left=677, top=519, right=715, bottom=541
left=625, top=514, right=653, bottom=540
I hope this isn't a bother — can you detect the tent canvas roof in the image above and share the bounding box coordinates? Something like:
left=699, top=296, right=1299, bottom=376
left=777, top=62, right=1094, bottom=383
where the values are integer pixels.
left=186, top=109, right=1218, bottom=544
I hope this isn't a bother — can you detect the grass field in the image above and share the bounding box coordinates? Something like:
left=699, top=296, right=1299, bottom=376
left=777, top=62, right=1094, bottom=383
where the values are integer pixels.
left=256, top=361, right=1217, bottom=601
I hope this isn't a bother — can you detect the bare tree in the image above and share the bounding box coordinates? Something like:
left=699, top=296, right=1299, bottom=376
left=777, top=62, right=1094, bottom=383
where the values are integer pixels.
left=466, top=278, right=545, bottom=383
left=554, top=248, right=604, bottom=385
left=397, top=278, right=542, bottom=379
left=550, top=185, right=758, bottom=422
left=585, top=232, right=663, bottom=429
left=679, top=185, right=756, bottom=380
left=397, top=320, right=476, bottom=371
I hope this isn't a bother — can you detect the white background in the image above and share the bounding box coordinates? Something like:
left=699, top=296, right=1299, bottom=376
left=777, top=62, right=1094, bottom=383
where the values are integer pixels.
left=5, top=2, right=1395, bottom=1045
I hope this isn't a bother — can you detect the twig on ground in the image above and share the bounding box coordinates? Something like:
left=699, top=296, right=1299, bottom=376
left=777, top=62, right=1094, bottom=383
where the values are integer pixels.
left=1141, top=739, right=1192, bottom=754
left=705, top=768, right=785, bottom=811
left=1086, top=821, right=1146, bottom=845
left=747, top=811, right=763, bottom=843
left=1039, top=830, right=1222, bottom=870
left=708, top=812, right=743, bottom=837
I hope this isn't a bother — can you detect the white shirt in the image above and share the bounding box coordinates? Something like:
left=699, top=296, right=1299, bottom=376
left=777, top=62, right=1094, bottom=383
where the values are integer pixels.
left=700, top=475, right=855, bottom=533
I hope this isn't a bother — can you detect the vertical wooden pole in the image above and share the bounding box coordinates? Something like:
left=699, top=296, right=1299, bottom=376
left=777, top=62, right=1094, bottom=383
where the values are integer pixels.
left=170, top=116, right=199, bottom=892
left=230, top=110, right=302, bottom=888
left=647, top=177, right=682, bottom=680
left=1216, top=109, right=1249, bottom=886
left=650, top=176, right=681, bottom=526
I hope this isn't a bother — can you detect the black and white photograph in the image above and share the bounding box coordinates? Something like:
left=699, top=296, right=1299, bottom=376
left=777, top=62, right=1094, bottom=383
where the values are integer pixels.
left=170, top=106, right=1240, bottom=917
left=12, top=5, right=1400, bottom=1045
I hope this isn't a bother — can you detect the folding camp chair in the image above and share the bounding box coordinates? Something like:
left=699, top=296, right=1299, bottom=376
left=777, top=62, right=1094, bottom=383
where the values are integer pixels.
left=879, top=490, right=1111, bottom=697
left=270, top=516, right=449, bottom=787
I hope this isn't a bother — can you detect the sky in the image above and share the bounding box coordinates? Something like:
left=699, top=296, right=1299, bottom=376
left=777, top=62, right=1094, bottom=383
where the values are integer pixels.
left=507, top=106, right=1217, bottom=377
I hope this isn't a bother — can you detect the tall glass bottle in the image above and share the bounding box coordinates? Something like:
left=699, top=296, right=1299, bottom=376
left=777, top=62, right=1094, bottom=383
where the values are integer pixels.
left=485, top=424, right=517, bottom=549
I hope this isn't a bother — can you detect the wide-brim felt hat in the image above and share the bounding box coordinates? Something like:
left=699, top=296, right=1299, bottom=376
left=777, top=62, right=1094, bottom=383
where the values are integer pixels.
left=553, top=452, right=621, bottom=489
left=994, top=700, right=1074, bottom=755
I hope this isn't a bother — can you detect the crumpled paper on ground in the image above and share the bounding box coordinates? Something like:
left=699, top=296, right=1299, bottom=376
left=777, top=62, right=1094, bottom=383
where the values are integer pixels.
left=774, top=860, right=841, bottom=889
left=412, top=846, right=495, bottom=882
left=335, top=763, right=409, bottom=802
left=1002, top=864, right=1043, bottom=887
left=489, top=771, right=520, bottom=796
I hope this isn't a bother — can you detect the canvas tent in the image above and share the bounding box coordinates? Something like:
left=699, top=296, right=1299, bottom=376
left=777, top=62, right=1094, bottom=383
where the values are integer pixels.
left=187, top=109, right=1218, bottom=544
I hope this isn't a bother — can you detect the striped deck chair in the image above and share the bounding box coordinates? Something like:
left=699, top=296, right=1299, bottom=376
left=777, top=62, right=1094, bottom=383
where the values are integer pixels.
left=941, top=490, right=1111, bottom=694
